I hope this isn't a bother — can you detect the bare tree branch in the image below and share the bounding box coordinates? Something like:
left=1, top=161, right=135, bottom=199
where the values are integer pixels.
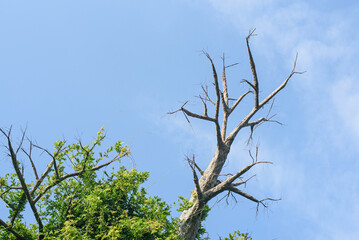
left=221, top=53, right=229, bottom=108
left=229, top=90, right=252, bottom=115
left=198, top=95, right=208, bottom=117
left=168, top=101, right=215, bottom=122
left=22, top=141, right=39, bottom=180
left=226, top=186, right=281, bottom=213
left=246, top=29, right=259, bottom=109
left=226, top=53, right=302, bottom=146
left=182, top=107, right=216, bottom=122
left=225, top=63, right=239, bottom=69
left=202, top=51, right=224, bottom=147
left=207, top=161, right=272, bottom=199
left=228, top=186, right=260, bottom=203
left=186, top=155, right=203, bottom=201
left=232, top=174, right=256, bottom=187
left=15, top=128, right=26, bottom=154
left=259, top=53, right=305, bottom=108
left=193, top=161, right=204, bottom=175
left=201, top=85, right=215, bottom=105
left=202, top=51, right=221, bottom=122
left=0, top=128, right=44, bottom=238
left=220, top=91, right=229, bottom=141
left=33, top=142, right=65, bottom=180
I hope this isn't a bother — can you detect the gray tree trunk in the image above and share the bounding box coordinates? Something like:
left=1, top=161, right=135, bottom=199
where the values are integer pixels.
left=178, top=201, right=205, bottom=240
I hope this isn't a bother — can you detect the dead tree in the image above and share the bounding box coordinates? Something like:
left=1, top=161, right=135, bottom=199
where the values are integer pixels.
left=169, top=30, right=303, bottom=240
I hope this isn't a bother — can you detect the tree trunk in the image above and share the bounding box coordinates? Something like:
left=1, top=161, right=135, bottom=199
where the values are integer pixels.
left=178, top=201, right=205, bottom=240
left=178, top=148, right=229, bottom=240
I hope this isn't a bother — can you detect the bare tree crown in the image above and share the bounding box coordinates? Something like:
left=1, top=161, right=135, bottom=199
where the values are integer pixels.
left=170, top=30, right=304, bottom=240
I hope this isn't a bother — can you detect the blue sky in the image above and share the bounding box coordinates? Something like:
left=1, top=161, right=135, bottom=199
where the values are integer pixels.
left=1, top=1, right=359, bottom=239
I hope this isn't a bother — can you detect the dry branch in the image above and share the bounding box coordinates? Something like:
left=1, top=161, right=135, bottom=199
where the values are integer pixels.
left=246, top=29, right=259, bottom=109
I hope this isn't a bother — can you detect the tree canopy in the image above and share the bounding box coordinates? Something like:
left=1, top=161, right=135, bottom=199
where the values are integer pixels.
left=0, top=128, right=178, bottom=239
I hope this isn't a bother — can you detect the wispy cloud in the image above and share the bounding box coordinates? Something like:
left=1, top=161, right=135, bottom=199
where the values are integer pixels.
left=207, top=0, right=359, bottom=238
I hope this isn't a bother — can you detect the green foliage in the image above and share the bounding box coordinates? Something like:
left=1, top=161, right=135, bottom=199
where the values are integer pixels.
left=176, top=195, right=194, bottom=213
left=222, top=230, right=254, bottom=240
left=39, top=166, right=178, bottom=239
left=0, top=129, right=178, bottom=240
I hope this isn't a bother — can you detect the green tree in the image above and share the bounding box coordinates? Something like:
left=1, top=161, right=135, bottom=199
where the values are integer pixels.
left=0, top=128, right=178, bottom=240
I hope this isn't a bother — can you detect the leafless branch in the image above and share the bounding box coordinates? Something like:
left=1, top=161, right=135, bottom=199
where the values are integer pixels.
left=186, top=155, right=203, bottom=201
left=226, top=186, right=280, bottom=213
left=225, top=62, right=239, bottom=69
left=201, top=85, right=215, bottom=105
left=207, top=160, right=272, bottom=200
left=168, top=101, right=215, bottom=123
left=246, top=29, right=259, bottom=109
left=198, top=95, right=208, bottom=117
left=226, top=53, right=303, bottom=146
left=245, top=114, right=283, bottom=145
left=220, top=91, right=229, bottom=141
left=22, top=141, right=39, bottom=180
left=202, top=50, right=221, bottom=122
left=216, top=189, right=231, bottom=205
left=15, top=128, right=26, bottom=154
left=0, top=128, right=44, bottom=238
left=182, top=107, right=216, bottom=122
left=229, top=90, right=252, bottom=115
left=248, top=145, right=260, bottom=163
left=241, top=79, right=255, bottom=91
left=33, top=142, right=65, bottom=180
left=193, top=161, right=204, bottom=175
left=232, top=174, right=256, bottom=187
left=255, top=197, right=281, bottom=214
left=259, top=53, right=305, bottom=108
left=225, top=161, right=270, bottom=185
left=202, top=51, right=224, bottom=147
left=228, top=186, right=260, bottom=203
left=221, top=53, right=229, bottom=108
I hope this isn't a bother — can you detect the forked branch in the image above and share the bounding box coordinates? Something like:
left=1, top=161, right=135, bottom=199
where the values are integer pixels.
left=226, top=51, right=303, bottom=146
left=186, top=155, right=203, bottom=201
